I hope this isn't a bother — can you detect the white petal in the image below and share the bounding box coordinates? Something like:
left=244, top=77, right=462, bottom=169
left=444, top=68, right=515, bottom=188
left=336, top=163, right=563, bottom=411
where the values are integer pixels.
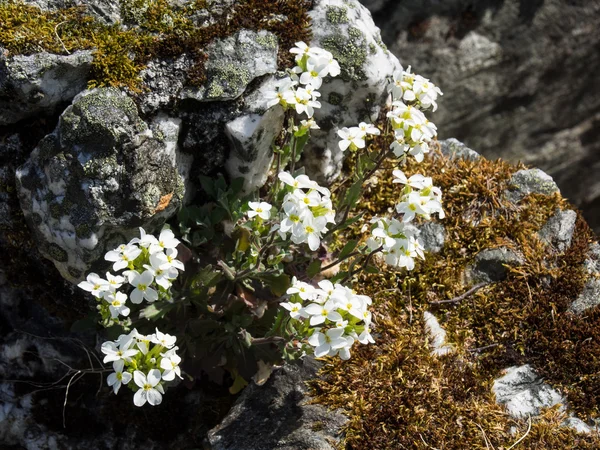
left=133, top=370, right=146, bottom=388
left=133, top=389, right=147, bottom=407
left=147, top=369, right=162, bottom=387
left=146, top=388, right=162, bottom=406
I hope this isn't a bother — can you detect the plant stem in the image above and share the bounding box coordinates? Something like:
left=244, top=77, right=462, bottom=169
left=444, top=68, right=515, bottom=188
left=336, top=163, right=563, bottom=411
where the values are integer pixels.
left=319, top=250, right=361, bottom=273
left=428, top=282, right=489, bottom=305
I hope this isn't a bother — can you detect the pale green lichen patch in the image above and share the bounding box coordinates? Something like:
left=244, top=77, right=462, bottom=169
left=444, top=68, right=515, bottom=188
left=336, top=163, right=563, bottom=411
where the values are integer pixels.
left=326, top=5, right=348, bottom=24
left=321, top=31, right=367, bottom=82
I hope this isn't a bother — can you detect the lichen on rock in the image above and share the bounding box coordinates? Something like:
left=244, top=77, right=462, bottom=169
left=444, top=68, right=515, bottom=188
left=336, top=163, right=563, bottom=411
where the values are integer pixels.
left=15, top=87, right=189, bottom=282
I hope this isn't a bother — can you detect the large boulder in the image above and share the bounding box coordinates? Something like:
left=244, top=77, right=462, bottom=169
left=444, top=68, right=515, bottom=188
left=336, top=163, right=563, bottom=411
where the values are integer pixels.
left=15, top=88, right=189, bottom=283
left=360, top=0, right=600, bottom=233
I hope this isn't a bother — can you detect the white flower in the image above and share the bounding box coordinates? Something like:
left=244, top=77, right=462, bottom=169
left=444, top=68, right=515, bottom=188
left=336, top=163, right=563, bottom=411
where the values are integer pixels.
left=300, top=118, right=320, bottom=130
left=304, top=300, right=342, bottom=326
left=358, top=122, right=380, bottom=136
left=101, top=339, right=138, bottom=364
left=307, top=328, right=347, bottom=357
left=286, top=277, right=317, bottom=300
left=158, top=247, right=185, bottom=272
left=160, top=353, right=182, bottom=381
left=299, top=59, right=328, bottom=88
left=133, top=369, right=164, bottom=407
left=104, top=244, right=142, bottom=272
left=289, top=41, right=321, bottom=60
left=128, top=270, right=159, bottom=304
left=280, top=301, right=308, bottom=319
left=104, top=291, right=130, bottom=319
left=151, top=328, right=177, bottom=349
left=292, top=216, right=328, bottom=251
left=388, top=68, right=404, bottom=99
left=149, top=228, right=179, bottom=254
left=395, top=192, right=428, bottom=222
left=337, top=127, right=365, bottom=151
left=77, top=272, right=110, bottom=298
left=248, top=201, right=272, bottom=220
left=107, top=360, right=132, bottom=394
left=106, top=272, right=125, bottom=290
left=144, top=253, right=178, bottom=289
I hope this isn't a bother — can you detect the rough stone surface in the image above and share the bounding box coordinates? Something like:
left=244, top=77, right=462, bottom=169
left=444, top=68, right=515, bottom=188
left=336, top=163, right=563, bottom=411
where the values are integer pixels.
left=538, top=209, right=578, bottom=253
left=423, top=311, right=453, bottom=357
left=439, top=138, right=480, bottom=161
left=493, top=365, right=565, bottom=419
left=0, top=50, right=94, bottom=125
left=15, top=88, right=188, bottom=283
left=23, top=0, right=122, bottom=24
left=505, top=169, right=560, bottom=204
left=302, top=0, right=402, bottom=182
left=360, top=0, right=600, bottom=233
left=405, top=222, right=445, bottom=253
left=465, top=246, right=525, bottom=284
left=181, top=29, right=279, bottom=102
left=569, top=279, right=600, bottom=315
left=207, top=357, right=347, bottom=450
left=563, top=417, right=600, bottom=434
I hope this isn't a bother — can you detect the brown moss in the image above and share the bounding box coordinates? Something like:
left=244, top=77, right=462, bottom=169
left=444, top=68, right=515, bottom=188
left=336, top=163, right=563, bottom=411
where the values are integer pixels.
left=311, top=141, right=600, bottom=449
left=0, top=0, right=312, bottom=91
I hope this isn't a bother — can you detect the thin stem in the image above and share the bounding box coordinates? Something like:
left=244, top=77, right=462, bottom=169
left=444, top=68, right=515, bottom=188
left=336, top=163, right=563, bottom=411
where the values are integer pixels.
left=428, top=282, right=489, bottom=305
left=251, top=336, right=286, bottom=345
left=289, top=117, right=298, bottom=174
left=319, top=250, right=361, bottom=273
left=342, top=245, right=383, bottom=283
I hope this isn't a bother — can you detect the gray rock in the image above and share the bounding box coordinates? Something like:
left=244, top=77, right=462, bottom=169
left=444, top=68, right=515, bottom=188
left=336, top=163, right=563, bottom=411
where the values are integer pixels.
left=465, top=246, right=524, bottom=284
left=22, top=0, right=122, bottom=24
left=404, top=222, right=446, bottom=253
left=539, top=209, right=578, bottom=253
left=569, top=279, right=600, bottom=315
left=505, top=169, right=560, bottom=204
left=181, top=29, right=279, bottom=102
left=439, top=138, right=480, bottom=161
left=563, top=417, right=599, bottom=434
left=302, top=0, right=402, bottom=182
left=15, top=88, right=189, bottom=283
left=360, top=0, right=600, bottom=233
left=138, top=54, right=194, bottom=115
left=207, top=357, right=347, bottom=450
left=584, top=242, right=600, bottom=275
left=493, top=365, right=565, bottom=419
left=0, top=50, right=93, bottom=125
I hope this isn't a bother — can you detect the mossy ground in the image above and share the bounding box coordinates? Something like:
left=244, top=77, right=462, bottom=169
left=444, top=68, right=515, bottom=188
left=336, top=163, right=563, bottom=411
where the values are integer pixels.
left=311, top=142, right=600, bottom=449
left=0, top=0, right=312, bottom=91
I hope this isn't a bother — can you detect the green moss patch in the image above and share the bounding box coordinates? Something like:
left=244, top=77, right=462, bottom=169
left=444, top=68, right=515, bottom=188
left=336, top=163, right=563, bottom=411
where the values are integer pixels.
left=0, top=0, right=312, bottom=91
left=311, top=142, right=600, bottom=448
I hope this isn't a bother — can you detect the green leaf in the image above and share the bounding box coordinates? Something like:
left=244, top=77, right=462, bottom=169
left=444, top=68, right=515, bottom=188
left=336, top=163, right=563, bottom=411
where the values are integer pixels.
left=364, top=265, right=379, bottom=274
left=257, top=273, right=290, bottom=296
left=229, top=177, right=245, bottom=198
left=198, top=175, right=215, bottom=199
left=218, top=260, right=236, bottom=281
left=338, top=239, right=358, bottom=260
left=294, top=132, right=310, bottom=159
left=139, top=302, right=173, bottom=321
left=192, top=265, right=222, bottom=288
left=344, top=180, right=362, bottom=207
left=331, top=271, right=348, bottom=283
left=306, top=259, right=322, bottom=279
left=336, top=211, right=365, bottom=232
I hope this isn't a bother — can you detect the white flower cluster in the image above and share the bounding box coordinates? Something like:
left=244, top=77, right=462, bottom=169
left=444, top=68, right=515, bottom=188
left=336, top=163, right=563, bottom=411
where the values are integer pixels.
left=393, top=169, right=444, bottom=222
left=78, top=227, right=185, bottom=323
left=101, top=328, right=182, bottom=406
left=389, top=66, right=443, bottom=112
left=337, top=122, right=381, bottom=152
left=281, top=278, right=374, bottom=360
left=366, top=170, right=444, bottom=270
left=266, top=41, right=340, bottom=119
left=366, top=217, right=424, bottom=270
left=276, top=171, right=336, bottom=251
left=386, top=67, right=442, bottom=162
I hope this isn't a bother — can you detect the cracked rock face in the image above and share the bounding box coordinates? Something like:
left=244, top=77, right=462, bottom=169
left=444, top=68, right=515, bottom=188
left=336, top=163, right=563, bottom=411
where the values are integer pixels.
left=0, top=50, right=94, bottom=125
left=465, top=246, right=525, bottom=284
left=15, top=88, right=188, bottom=283
left=302, top=0, right=401, bottom=183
